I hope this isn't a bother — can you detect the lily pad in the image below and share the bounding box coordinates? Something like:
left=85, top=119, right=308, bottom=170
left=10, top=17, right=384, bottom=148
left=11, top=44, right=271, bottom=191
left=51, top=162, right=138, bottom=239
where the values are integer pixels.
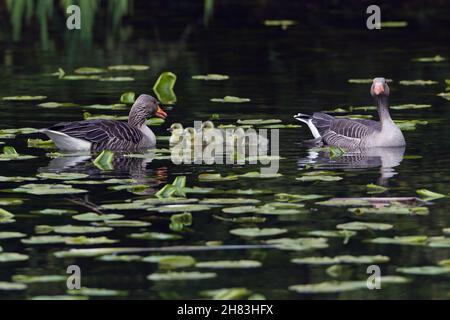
left=200, top=288, right=252, bottom=300
left=275, top=193, right=327, bottom=202
left=238, top=172, right=283, bottom=179
left=316, top=199, right=372, bottom=207
left=296, top=175, right=343, bottom=182
left=0, top=146, right=36, bottom=161
left=366, top=184, right=388, bottom=194
left=108, top=65, right=149, bottom=71
left=230, top=227, right=287, bottom=238
left=21, top=236, right=68, bottom=245
left=65, top=236, right=118, bottom=245
left=74, top=67, right=106, bottom=75
left=398, top=80, right=437, bottom=86
left=349, top=204, right=429, bottom=216
left=391, top=104, right=431, bottom=110
left=153, top=72, right=177, bottom=104
left=0, top=282, right=27, bottom=290
left=265, top=237, right=328, bottom=251
left=199, top=198, right=260, bottom=205
left=148, top=204, right=212, bottom=213
left=104, top=220, right=151, bottom=228
left=366, top=235, right=428, bottom=246
left=72, top=212, right=123, bottom=222
left=37, top=172, right=89, bottom=180
left=0, top=198, right=25, bottom=205
left=147, top=271, right=217, bottom=281
left=198, top=173, right=238, bottom=181
left=120, top=92, right=135, bottom=104
left=263, top=19, right=296, bottom=30
left=129, top=232, right=182, bottom=240
left=31, top=208, right=78, bottom=215
left=67, top=287, right=126, bottom=297
left=143, top=255, right=196, bottom=269
left=237, top=119, right=282, bottom=125
left=99, top=77, right=135, bottom=82
left=12, top=275, right=66, bottom=283
left=53, top=225, right=112, bottom=234
left=192, top=74, right=229, bottom=81
left=196, top=260, right=262, bottom=269
left=37, top=102, right=80, bottom=108
left=396, top=266, right=450, bottom=275
left=416, top=189, right=446, bottom=201
left=0, top=232, right=26, bottom=239
left=93, top=150, right=114, bottom=171
left=412, top=55, right=446, bottom=62
left=9, top=184, right=87, bottom=195
left=211, top=96, right=250, bottom=103
left=380, top=21, right=408, bottom=28
left=2, top=96, right=47, bottom=101
left=336, top=221, right=393, bottom=231
left=0, top=252, right=29, bottom=263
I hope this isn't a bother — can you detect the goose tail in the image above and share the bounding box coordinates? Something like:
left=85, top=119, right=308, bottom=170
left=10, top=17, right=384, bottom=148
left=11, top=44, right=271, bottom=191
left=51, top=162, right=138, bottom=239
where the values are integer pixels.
left=294, top=113, right=321, bottom=139
left=40, top=129, right=92, bottom=151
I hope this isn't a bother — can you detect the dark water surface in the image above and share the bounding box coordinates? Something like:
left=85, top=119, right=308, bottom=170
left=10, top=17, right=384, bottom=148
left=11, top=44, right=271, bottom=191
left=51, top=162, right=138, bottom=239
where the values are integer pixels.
left=0, top=3, right=450, bottom=299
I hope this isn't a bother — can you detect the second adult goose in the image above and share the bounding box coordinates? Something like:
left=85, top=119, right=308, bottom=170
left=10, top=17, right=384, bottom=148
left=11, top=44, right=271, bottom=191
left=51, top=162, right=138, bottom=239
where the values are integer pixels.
left=294, top=78, right=405, bottom=148
left=40, top=94, right=167, bottom=151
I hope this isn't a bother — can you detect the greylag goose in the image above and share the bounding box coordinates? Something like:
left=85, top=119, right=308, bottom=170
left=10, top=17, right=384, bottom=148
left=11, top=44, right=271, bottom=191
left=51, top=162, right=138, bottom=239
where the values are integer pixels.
left=294, top=78, right=405, bottom=148
left=40, top=94, right=167, bottom=151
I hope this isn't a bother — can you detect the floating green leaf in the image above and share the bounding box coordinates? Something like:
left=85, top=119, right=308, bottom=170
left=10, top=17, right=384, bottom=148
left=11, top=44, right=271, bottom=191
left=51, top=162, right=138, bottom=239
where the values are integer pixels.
left=366, top=235, right=428, bottom=246
left=199, top=198, right=260, bottom=205
left=0, top=282, right=27, bottom=291
left=72, top=212, right=123, bottom=222
left=153, top=72, right=177, bottom=104
left=336, top=221, right=393, bottom=231
left=275, top=193, right=327, bottom=202
left=398, top=80, right=437, bottom=86
left=196, top=260, right=262, bottom=269
left=412, top=55, right=446, bottom=62
left=416, top=189, right=446, bottom=201
left=9, top=184, right=87, bottom=195
left=237, top=119, right=282, bottom=125
left=12, top=275, right=66, bottom=283
left=211, top=96, right=250, bottom=103
left=108, top=65, right=149, bottom=71
left=37, top=102, right=79, bottom=108
left=316, top=199, right=372, bottom=207
left=93, top=150, right=114, bottom=171
left=147, top=271, right=216, bottom=281
left=380, top=21, right=408, bottom=28
left=230, top=227, right=287, bottom=238
left=263, top=20, right=296, bottom=30
left=104, top=220, right=151, bottom=228
left=198, top=173, right=238, bottom=181
left=396, top=266, right=450, bottom=275
left=148, top=204, right=212, bottom=213
left=265, top=237, right=328, bottom=251
left=37, top=172, right=89, bottom=180
left=0, top=232, right=26, bottom=239
left=2, top=96, right=47, bottom=101
left=200, top=288, right=252, bottom=300
left=53, top=225, right=112, bottom=234
left=192, top=74, right=229, bottom=81
left=99, top=77, right=135, bottom=82
left=74, top=67, right=106, bottom=75
left=0, top=146, right=36, bottom=161
left=67, top=287, right=126, bottom=297
left=120, top=92, right=135, bottom=104
left=0, top=252, right=29, bottom=263
left=129, top=232, right=182, bottom=240
left=366, top=184, right=388, bottom=194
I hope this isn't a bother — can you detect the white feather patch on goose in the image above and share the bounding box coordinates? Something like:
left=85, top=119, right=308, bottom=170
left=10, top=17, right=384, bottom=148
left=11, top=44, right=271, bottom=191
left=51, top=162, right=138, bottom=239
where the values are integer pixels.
left=40, top=129, right=92, bottom=151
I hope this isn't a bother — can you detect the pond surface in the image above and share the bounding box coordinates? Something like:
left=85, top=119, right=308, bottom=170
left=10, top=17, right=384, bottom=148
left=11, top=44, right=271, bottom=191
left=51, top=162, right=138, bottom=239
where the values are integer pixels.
left=0, top=5, right=449, bottom=299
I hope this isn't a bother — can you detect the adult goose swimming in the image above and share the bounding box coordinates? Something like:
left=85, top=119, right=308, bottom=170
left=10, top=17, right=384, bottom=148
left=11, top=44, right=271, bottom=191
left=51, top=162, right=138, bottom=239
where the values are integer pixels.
left=294, top=78, right=405, bottom=149
left=40, top=94, right=167, bottom=151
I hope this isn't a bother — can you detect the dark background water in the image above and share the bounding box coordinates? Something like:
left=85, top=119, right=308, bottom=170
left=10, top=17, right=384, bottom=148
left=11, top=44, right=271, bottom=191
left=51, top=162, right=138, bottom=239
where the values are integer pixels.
left=0, top=0, right=449, bottom=299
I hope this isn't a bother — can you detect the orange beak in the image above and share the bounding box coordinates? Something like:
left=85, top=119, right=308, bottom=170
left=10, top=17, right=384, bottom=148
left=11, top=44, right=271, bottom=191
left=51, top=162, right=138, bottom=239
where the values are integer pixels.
left=373, top=82, right=384, bottom=95
left=155, top=105, right=167, bottom=119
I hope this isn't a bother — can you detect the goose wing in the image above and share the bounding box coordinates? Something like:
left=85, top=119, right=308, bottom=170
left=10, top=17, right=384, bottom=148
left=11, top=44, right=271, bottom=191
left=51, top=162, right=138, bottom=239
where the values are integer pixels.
left=310, top=113, right=379, bottom=148
left=47, top=120, right=144, bottom=145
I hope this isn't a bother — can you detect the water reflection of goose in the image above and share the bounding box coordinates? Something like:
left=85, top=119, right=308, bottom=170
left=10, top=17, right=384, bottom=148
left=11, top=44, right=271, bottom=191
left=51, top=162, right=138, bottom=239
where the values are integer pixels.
left=298, top=146, right=405, bottom=185
left=41, top=151, right=160, bottom=180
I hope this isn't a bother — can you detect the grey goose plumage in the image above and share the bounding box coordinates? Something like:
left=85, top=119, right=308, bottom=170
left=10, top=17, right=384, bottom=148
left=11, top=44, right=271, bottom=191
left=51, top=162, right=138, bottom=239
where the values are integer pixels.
left=294, top=78, right=405, bottom=149
left=40, top=94, right=167, bottom=151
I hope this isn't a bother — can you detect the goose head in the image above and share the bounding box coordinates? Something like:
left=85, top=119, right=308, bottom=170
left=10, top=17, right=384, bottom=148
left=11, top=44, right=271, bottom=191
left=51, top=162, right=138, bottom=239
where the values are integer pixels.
left=128, top=94, right=167, bottom=127
left=168, top=123, right=184, bottom=135
left=370, top=78, right=390, bottom=98
left=200, top=121, right=215, bottom=132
